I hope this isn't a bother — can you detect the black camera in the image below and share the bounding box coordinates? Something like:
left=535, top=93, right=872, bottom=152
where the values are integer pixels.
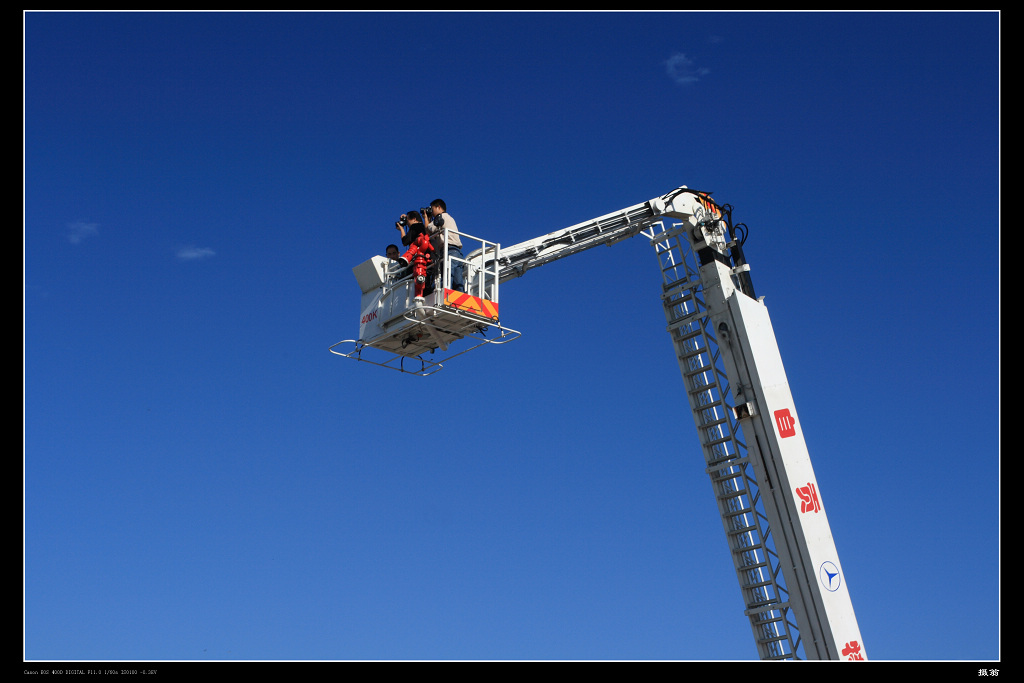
left=421, top=205, right=444, bottom=228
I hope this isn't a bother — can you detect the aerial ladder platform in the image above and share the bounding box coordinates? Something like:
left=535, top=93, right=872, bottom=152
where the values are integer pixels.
left=331, top=187, right=867, bottom=660
left=330, top=228, right=521, bottom=376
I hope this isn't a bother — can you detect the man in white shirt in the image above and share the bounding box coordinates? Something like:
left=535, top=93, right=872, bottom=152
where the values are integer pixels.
left=427, top=198, right=465, bottom=292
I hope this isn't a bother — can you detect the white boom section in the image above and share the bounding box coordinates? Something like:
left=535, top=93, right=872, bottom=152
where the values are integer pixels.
left=669, top=219, right=867, bottom=661
left=488, top=187, right=866, bottom=660
left=488, top=190, right=688, bottom=283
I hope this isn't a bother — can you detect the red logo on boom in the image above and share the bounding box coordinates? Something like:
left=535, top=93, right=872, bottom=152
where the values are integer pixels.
left=796, top=482, right=821, bottom=514
left=842, top=640, right=865, bottom=661
left=774, top=409, right=796, bottom=438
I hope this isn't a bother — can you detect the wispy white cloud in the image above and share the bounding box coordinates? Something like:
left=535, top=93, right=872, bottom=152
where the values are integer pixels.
left=67, top=221, right=98, bottom=244
left=665, top=53, right=709, bottom=86
left=176, top=246, right=216, bottom=261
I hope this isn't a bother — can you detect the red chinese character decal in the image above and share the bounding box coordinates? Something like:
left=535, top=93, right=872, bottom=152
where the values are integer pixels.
left=774, top=408, right=796, bottom=438
left=841, top=640, right=865, bottom=660
left=796, top=482, right=821, bottom=513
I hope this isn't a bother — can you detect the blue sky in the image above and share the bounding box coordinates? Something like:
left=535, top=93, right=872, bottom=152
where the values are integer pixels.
left=24, top=11, right=1000, bottom=662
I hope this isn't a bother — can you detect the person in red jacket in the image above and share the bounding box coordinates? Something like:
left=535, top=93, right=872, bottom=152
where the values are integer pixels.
left=395, top=210, right=435, bottom=300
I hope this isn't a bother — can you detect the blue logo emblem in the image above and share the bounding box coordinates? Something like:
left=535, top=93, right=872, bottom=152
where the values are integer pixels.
left=819, top=561, right=841, bottom=592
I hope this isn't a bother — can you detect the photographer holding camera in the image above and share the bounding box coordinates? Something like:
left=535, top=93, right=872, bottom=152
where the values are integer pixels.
left=394, top=209, right=429, bottom=247
left=423, top=199, right=464, bottom=292
left=392, top=209, right=435, bottom=298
